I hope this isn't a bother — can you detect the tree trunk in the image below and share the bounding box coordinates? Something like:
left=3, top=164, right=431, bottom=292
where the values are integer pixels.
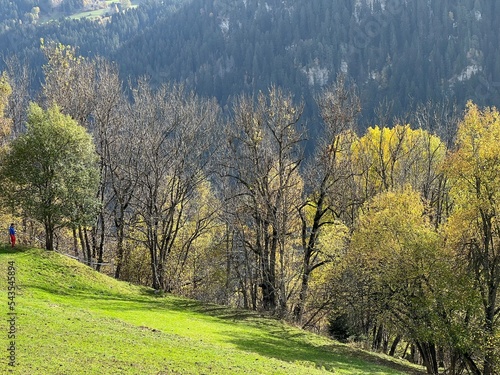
left=114, top=226, right=125, bottom=279
left=295, top=193, right=323, bottom=323
left=437, top=346, right=445, bottom=369
left=113, top=203, right=129, bottom=279
left=95, top=212, right=105, bottom=272
left=259, top=227, right=277, bottom=311
left=157, top=262, right=166, bottom=291
left=293, top=270, right=310, bottom=322
left=372, top=323, right=384, bottom=351
left=416, top=341, right=439, bottom=375
left=389, top=334, right=402, bottom=357
left=78, top=226, right=86, bottom=263
left=260, top=245, right=276, bottom=311
left=115, top=235, right=123, bottom=279
left=149, top=230, right=160, bottom=290
left=251, top=282, right=258, bottom=310
left=150, top=258, right=160, bottom=290
left=224, top=227, right=232, bottom=305
left=382, top=333, right=389, bottom=354
left=84, top=227, right=92, bottom=267
left=239, top=279, right=249, bottom=309
left=462, top=353, right=481, bottom=375
left=261, top=281, right=276, bottom=311
left=483, top=284, right=497, bottom=375
left=45, top=221, right=54, bottom=251
left=72, top=227, right=79, bottom=257
left=269, top=228, right=278, bottom=312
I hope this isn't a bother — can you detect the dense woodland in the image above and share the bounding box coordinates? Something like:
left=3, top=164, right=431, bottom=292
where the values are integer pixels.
left=0, top=0, right=500, bottom=129
left=0, top=41, right=499, bottom=375
left=1, top=0, right=500, bottom=374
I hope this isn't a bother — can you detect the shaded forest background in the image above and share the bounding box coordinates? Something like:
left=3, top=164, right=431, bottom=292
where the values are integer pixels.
left=1, top=0, right=499, bottom=135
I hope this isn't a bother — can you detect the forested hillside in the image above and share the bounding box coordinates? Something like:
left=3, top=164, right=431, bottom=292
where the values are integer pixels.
left=0, top=0, right=499, bottom=127
left=1, top=1, right=500, bottom=375
left=113, top=0, right=500, bottom=122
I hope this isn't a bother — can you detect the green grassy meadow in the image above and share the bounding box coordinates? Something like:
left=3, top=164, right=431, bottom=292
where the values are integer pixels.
left=68, top=1, right=140, bottom=20
left=0, top=246, right=424, bottom=374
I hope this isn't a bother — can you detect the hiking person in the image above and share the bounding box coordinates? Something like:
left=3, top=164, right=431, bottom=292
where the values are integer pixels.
left=9, top=223, right=16, bottom=247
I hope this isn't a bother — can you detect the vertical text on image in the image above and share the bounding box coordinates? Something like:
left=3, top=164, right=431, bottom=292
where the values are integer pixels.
left=7, top=260, right=16, bottom=368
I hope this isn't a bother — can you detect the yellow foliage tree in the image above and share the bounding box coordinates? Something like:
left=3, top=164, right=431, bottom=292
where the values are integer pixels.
left=349, top=187, right=453, bottom=374
left=353, top=124, right=447, bottom=226
left=443, top=101, right=500, bottom=375
left=0, top=72, right=13, bottom=150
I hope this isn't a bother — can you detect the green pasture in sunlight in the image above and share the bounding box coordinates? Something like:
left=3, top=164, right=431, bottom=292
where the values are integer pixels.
left=0, top=246, right=424, bottom=374
left=69, top=1, right=140, bottom=20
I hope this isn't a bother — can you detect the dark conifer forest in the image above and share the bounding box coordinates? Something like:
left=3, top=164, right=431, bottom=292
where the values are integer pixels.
left=1, top=0, right=499, bottom=130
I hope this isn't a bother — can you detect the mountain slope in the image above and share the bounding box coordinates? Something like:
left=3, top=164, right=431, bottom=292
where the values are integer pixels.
left=0, top=246, right=423, bottom=374
left=1, top=0, right=498, bottom=130
left=113, top=0, right=500, bottom=123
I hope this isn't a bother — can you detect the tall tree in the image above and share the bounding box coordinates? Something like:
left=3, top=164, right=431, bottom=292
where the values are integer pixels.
left=91, top=58, right=128, bottom=272
left=41, top=42, right=100, bottom=261
left=330, top=121, right=449, bottom=362
left=444, top=102, right=500, bottom=375
left=294, top=74, right=360, bottom=323
left=41, top=44, right=128, bottom=269
left=225, top=86, right=304, bottom=314
left=0, top=71, right=12, bottom=150
left=349, top=188, right=455, bottom=374
left=1, top=103, right=99, bottom=250
left=130, top=82, right=221, bottom=291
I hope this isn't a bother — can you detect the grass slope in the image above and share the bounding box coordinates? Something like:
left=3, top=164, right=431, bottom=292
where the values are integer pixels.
left=0, top=246, right=424, bottom=375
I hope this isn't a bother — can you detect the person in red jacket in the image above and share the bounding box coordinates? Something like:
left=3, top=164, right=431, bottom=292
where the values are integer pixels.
left=9, top=223, right=16, bottom=247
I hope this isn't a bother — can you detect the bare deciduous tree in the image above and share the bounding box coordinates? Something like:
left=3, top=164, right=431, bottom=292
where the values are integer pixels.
left=294, top=74, right=360, bottom=323
left=4, top=55, right=32, bottom=135
left=130, top=81, right=221, bottom=291
left=224, top=86, right=304, bottom=314
left=91, top=58, right=129, bottom=272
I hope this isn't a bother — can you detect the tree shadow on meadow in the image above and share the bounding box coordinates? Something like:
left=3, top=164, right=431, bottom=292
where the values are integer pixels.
left=0, top=244, right=30, bottom=254
left=162, top=298, right=424, bottom=375
left=220, top=325, right=424, bottom=375
left=1, top=246, right=424, bottom=374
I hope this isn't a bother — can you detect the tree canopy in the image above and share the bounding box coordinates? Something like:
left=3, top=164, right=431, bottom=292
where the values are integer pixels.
left=1, top=43, right=500, bottom=373
left=1, top=103, right=99, bottom=250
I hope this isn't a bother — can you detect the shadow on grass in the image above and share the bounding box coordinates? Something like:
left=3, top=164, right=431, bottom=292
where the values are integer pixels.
left=225, top=332, right=357, bottom=373
left=156, top=298, right=425, bottom=375
left=220, top=326, right=425, bottom=375
left=4, top=246, right=424, bottom=374
left=29, top=285, right=165, bottom=308
left=0, top=245, right=31, bottom=254
left=162, top=298, right=266, bottom=320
